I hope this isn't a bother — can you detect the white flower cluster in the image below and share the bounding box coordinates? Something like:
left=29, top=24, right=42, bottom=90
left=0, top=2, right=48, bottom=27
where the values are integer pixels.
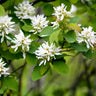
left=14, top=1, right=35, bottom=19
left=0, top=15, right=15, bottom=43
left=51, top=3, right=71, bottom=28
left=34, top=42, right=61, bottom=66
left=76, top=26, right=96, bottom=48
left=11, top=30, right=32, bottom=59
left=30, top=15, right=49, bottom=34
left=0, top=58, right=9, bottom=77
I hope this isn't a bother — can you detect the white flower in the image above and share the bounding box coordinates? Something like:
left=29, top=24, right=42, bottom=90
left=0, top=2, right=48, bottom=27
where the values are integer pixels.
left=30, top=15, right=49, bottom=34
left=0, top=15, right=15, bottom=43
left=34, top=42, right=61, bottom=66
left=76, top=26, right=96, bottom=48
left=0, top=58, right=9, bottom=77
left=51, top=3, right=71, bottom=28
left=53, top=3, right=71, bottom=20
left=11, top=30, right=32, bottom=59
left=51, top=20, right=59, bottom=29
left=14, top=1, right=35, bottom=19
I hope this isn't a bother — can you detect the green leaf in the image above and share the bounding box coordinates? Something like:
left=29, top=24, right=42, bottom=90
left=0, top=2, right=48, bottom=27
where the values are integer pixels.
left=0, top=77, right=18, bottom=93
left=69, top=0, right=78, bottom=4
left=53, top=60, right=69, bottom=75
left=1, top=41, right=7, bottom=51
left=0, top=5, right=5, bottom=16
left=49, top=28, right=61, bottom=43
left=67, top=23, right=81, bottom=33
left=71, top=42, right=88, bottom=52
left=39, top=26, right=54, bottom=37
left=40, top=62, right=50, bottom=75
left=0, top=78, right=6, bottom=94
left=0, top=48, right=22, bottom=60
left=31, top=65, right=44, bottom=81
left=60, top=0, right=71, bottom=11
left=63, top=30, right=76, bottom=43
left=43, top=4, right=54, bottom=16
left=9, top=47, right=20, bottom=54
left=7, top=33, right=16, bottom=41
left=87, top=4, right=96, bottom=16
left=28, top=42, right=41, bottom=54
left=14, top=0, right=23, bottom=5
left=69, top=17, right=80, bottom=23
left=3, top=0, right=14, bottom=10
left=30, top=34, right=38, bottom=41
left=82, top=50, right=92, bottom=58
left=34, top=1, right=46, bottom=8
left=41, top=36, right=50, bottom=41
left=5, top=77, right=18, bottom=91
left=22, top=24, right=33, bottom=32
left=93, top=52, right=96, bottom=58
left=26, top=53, right=37, bottom=65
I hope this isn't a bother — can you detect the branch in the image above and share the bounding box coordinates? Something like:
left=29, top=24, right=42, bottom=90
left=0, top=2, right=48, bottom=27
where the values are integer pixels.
left=61, top=49, right=74, bottom=52
left=67, top=71, right=85, bottom=96
left=11, top=65, right=24, bottom=74
left=66, top=57, right=92, bottom=96
left=68, top=58, right=93, bottom=96
left=8, top=60, right=19, bottom=74
left=18, top=62, right=26, bottom=96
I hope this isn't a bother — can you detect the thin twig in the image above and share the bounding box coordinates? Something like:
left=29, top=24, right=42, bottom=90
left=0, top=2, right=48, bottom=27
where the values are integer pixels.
left=11, top=65, right=25, bottom=74
left=8, top=60, right=19, bottom=74
left=61, top=49, right=74, bottom=52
